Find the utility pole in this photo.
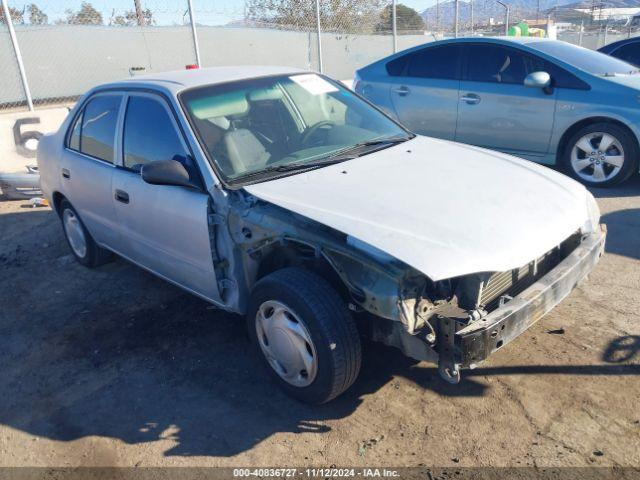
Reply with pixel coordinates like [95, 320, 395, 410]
[133, 0, 144, 26]
[470, 0, 474, 34]
[436, 0, 440, 35]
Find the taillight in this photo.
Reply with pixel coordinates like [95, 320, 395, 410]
[185, 64, 199, 70]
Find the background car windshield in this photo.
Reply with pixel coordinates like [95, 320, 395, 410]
[531, 41, 637, 75]
[182, 74, 407, 181]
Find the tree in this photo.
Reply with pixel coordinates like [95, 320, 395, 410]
[62, 2, 103, 25]
[28, 3, 48, 25]
[110, 8, 155, 26]
[246, 0, 385, 33]
[0, 6, 24, 24]
[375, 4, 424, 34]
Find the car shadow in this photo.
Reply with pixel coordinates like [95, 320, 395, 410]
[589, 174, 640, 198]
[0, 285, 638, 459]
[600, 208, 640, 260]
[0, 204, 638, 460]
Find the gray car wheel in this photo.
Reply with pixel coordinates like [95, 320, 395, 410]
[247, 268, 361, 404]
[563, 123, 637, 187]
[59, 199, 113, 268]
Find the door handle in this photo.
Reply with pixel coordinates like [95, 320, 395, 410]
[114, 189, 129, 204]
[61, 168, 70, 179]
[461, 93, 481, 105]
[393, 86, 410, 97]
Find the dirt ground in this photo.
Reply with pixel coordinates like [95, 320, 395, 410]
[0, 178, 638, 470]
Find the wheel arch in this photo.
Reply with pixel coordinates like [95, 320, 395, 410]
[556, 116, 640, 163]
[52, 191, 66, 217]
[255, 241, 352, 303]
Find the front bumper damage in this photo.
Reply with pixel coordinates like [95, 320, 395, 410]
[436, 225, 606, 383]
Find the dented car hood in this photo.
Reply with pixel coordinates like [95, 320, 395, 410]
[244, 136, 593, 281]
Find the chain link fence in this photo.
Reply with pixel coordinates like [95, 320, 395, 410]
[2, 0, 640, 111]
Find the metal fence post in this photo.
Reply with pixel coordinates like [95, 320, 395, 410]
[579, 19, 584, 45]
[187, 0, 202, 67]
[454, 0, 459, 37]
[315, 0, 323, 73]
[505, 6, 509, 36]
[392, 0, 397, 53]
[2, 0, 33, 111]
[496, 0, 508, 36]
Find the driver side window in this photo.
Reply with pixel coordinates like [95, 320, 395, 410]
[465, 44, 529, 84]
[123, 95, 193, 174]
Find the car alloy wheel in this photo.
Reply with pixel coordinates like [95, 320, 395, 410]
[62, 208, 88, 258]
[570, 132, 625, 184]
[255, 300, 318, 387]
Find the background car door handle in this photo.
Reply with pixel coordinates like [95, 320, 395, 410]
[61, 168, 70, 179]
[461, 93, 481, 105]
[393, 86, 410, 96]
[114, 189, 129, 204]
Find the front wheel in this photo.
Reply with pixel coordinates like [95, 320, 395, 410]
[247, 268, 361, 404]
[562, 123, 638, 187]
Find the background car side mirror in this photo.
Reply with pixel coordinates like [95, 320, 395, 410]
[524, 71, 552, 91]
[141, 159, 194, 188]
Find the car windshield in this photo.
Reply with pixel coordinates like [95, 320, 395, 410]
[530, 40, 638, 76]
[181, 73, 410, 183]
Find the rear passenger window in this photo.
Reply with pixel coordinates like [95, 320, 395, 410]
[385, 45, 460, 79]
[406, 45, 460, 79]
[69, 110, 83, 151]
[123, 95, 192, 173]
[386, 56, 409, 76]
[69, 95, 121, 163]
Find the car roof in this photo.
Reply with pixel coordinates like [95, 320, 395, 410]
[92, 65, 307, 95]
[357, 37, 567, 74]
[599, 36, 640, 53]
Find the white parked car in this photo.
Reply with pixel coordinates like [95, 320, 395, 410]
[37, 67, 606, 403]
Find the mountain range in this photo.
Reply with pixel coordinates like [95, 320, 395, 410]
[419, 0, 640, 26]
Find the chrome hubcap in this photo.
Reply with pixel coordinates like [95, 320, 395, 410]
[63, 209, 87, 258]
[571, 132, 624, 183]
[255, 300, 318, 387]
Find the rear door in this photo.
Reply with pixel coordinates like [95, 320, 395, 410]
[62, 93, 123, 249]
[455, 43, 557, 156]
[387, 44, 462, 140]
[111, 92, 220, 302]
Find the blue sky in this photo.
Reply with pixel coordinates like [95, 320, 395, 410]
[9, 0, 445, 26]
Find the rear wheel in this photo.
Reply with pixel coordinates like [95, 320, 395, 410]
[59, 199, 113, 267]
[247, 268, 361, 404]
[562, 122, 637, 187]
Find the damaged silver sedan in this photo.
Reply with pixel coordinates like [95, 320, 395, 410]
[37, 66, 606, 403]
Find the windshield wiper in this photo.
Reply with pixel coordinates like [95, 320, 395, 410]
[316, 135, 412, 162]
[233, 135, 412, 183]
[233, 157, 352, 181]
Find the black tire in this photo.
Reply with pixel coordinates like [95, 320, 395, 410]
[561, 122, 638, 187]
[247, 267, 361, 404]
[59, 199, 113, 268]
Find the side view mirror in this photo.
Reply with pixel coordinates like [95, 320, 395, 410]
[524, 71, 552, 90]
[141, 159, 193, 188]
